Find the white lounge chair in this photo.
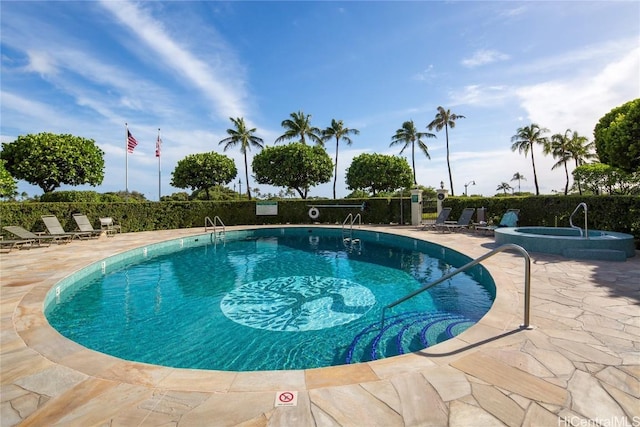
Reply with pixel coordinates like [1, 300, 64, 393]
[99, 217, 121, 237]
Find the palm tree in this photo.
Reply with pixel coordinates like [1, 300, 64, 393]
[322, 119, 359, 199]
[566, 131, 597, 195]
[545, 129, 573, 195]
[427, 106, 465, 196]
[390, 120, 436, 186]
[510, 123, 549, 195]
[496, 182, 512, 195]
[219, 117, 264, 200]
[275, 110, 323, 145]
[510, 172, 526, 193]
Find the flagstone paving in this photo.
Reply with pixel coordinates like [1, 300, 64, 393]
[1, 225, 638, 426]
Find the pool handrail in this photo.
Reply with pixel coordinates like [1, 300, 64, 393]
[382, 243, 533, 329]
[569, 202, 588, 239]
[342, 213, 361, 241]
[205, 216, 226, 241]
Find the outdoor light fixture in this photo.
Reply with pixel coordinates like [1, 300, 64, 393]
[464, 180, 476, 196]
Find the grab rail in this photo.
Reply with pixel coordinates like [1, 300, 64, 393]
[205, 216, 226, 239]
[569, 202, 588, 239]
[342, 213, 361, 238]
[382, 243, 532, 329]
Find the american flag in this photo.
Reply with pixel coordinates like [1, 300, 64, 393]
[127, 130, 138, 153]
[155, 134, 162, 158]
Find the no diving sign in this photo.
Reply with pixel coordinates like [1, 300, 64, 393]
[275, 391, 298, 407]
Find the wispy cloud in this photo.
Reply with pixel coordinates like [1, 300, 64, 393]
[449, 84, 512, 107]
[99, 1, 248, 120]
[412, 65, 435, 82]
[461, 49, 510, 68]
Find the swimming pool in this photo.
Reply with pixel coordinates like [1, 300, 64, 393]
[45, 227, 495, 371]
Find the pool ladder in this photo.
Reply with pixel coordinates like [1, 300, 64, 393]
[569, 202, 588, 239]
[342, 213, 362, 251]
[205, 216, 226, 243]
[381, 243, 533, 330]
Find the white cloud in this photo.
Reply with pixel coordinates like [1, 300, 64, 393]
[449, 84, 511, 107]
[24, 50, 58, 75]
[461, 49, 510, 68]
[516, 47, 640, 138]
[99, 0, 248, 120]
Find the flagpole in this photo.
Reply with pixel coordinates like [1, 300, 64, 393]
[157, 128, 162, 201]
[125, 123, 129, 193]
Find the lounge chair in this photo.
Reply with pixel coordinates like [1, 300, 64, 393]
[476, 209, 520, 235]
[421, 207, 452, 230]
[0, 236, 35, 252]
[435, 207, 476, 233]
[3, 226, 72, 245]
[41, 215, 93, 240]
[72, 214, 103, 238]
[99, 217, 121, 237]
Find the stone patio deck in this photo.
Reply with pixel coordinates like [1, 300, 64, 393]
[1, 225, 638, 426]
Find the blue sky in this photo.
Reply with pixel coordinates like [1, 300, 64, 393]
[1, 1, 638, 200]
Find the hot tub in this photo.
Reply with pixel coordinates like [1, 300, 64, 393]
[494, 227, 636, 261]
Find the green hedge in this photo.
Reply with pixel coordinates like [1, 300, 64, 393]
[0, 198, 412, 235]
[1, 195, 638, 248]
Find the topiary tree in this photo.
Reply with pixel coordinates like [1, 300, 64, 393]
[252, 143, 333, 199]
[594, 98, 640, 173]
[0, 132, 105, 193]
[345, 153, 413, 196]
[171, 152, 237, 200]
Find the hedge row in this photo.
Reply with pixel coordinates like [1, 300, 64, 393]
[0, 198, 410, 235]
[1, 195, 638, 248]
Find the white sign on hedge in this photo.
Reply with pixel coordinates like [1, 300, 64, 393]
[256, 201, 278, 215]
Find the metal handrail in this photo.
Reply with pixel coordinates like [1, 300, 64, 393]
[342, 213, 361, 241]
[383, 243, 532, 329]
[205, 216, 225, 237]
[569, 202, 588, 239]
[308, 202, 366, 210]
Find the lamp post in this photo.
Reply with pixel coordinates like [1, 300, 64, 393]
[238, 179, 242, 198]
[464, 180, 476, 196]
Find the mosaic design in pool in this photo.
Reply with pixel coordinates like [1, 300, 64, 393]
[220, 276, 376, 331]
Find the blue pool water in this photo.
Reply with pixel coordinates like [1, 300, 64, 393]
[45, 227, 495, 371]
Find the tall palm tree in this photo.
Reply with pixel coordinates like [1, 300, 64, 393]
[275, 110, 323, 145]
[510, 172, 526, 193]
[496, 182, 512, 195]
[566, 131, 597, 195]
[322, 119, 359, 199]
[427, 106, 465, 196]
[390, 120, 435, 186]
[546, 129, 574, 195]
[219, 117, 264, 200]
[510, 123, 549, 196]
